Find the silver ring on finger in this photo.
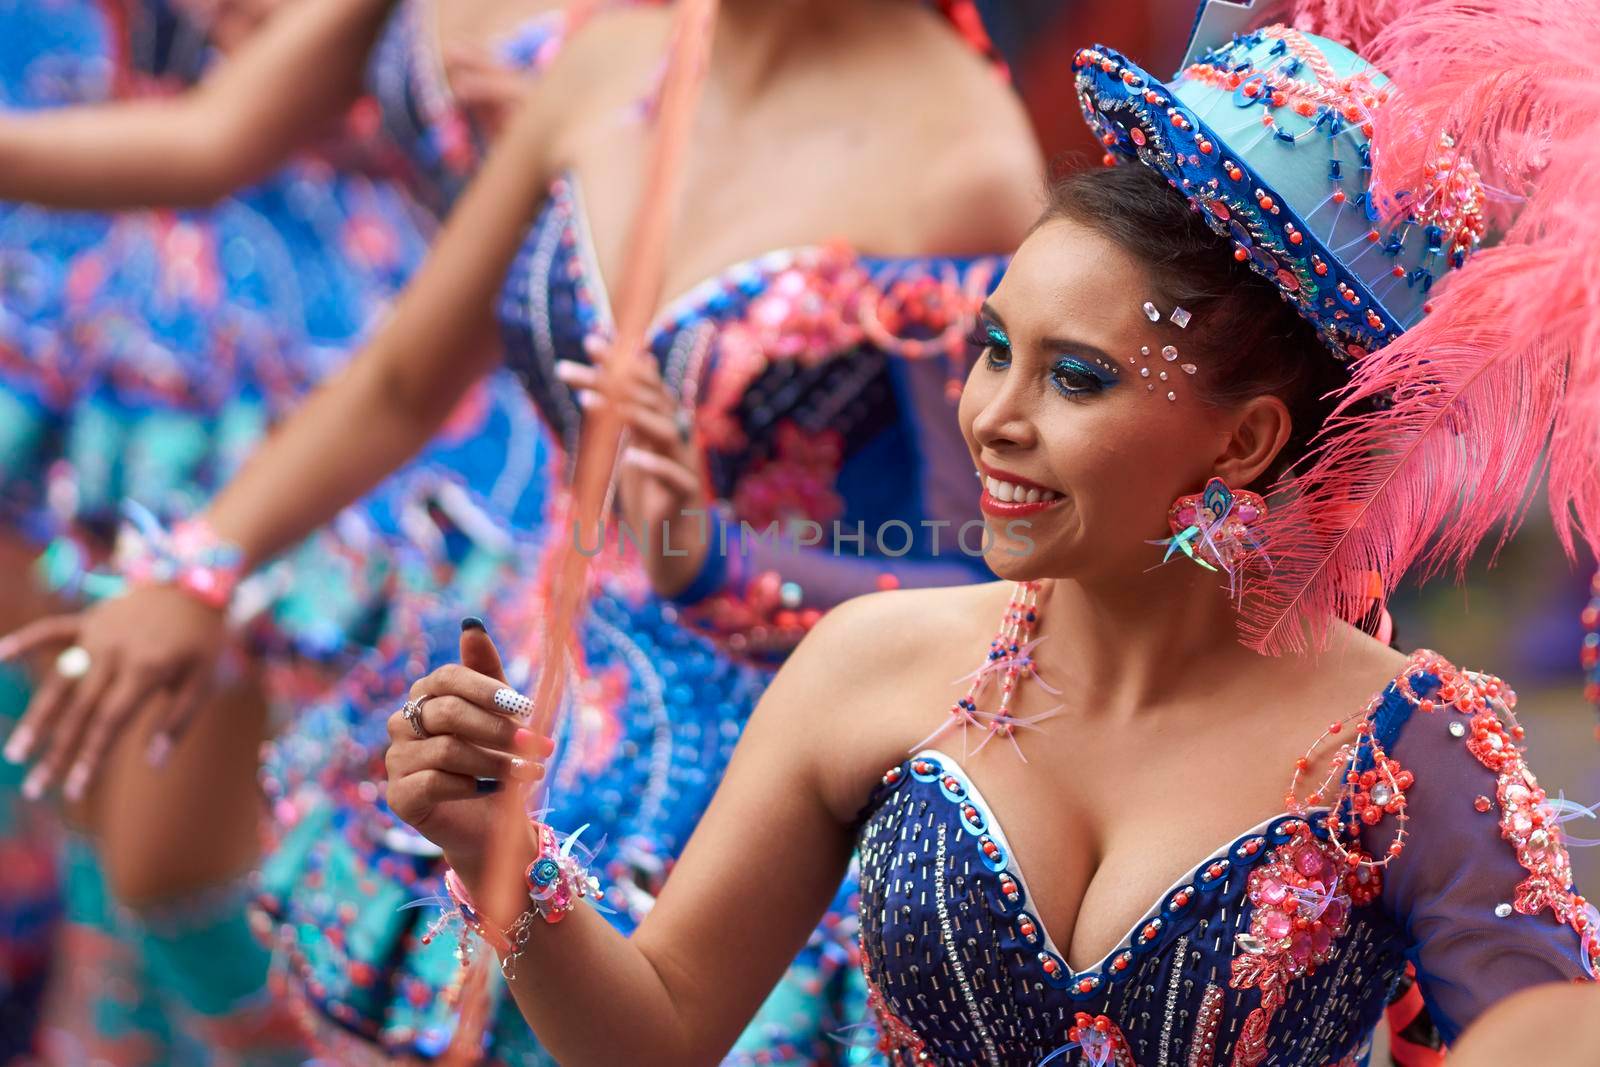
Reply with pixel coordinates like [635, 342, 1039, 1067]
[401, 695, 434, 740]
[55, 645, 92, 680]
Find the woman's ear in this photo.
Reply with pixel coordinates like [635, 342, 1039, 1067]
[1212, 393, 1292, 489]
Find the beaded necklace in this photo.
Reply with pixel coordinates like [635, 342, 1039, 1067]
[911, 581, 1062, 762]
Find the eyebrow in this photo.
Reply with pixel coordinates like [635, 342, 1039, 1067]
[978, 302, 1123, 369]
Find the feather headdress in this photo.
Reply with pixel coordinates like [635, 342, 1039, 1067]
[1240, 0, 1600, 653]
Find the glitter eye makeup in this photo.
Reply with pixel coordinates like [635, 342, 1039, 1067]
[971, 320, 1012, 369]
[1050, 355, 1120, 398]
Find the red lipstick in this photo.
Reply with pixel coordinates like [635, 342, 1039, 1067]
[977, 463, 1066, 518]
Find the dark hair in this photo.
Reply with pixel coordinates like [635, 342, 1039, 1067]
[1039, 163, 1346, 487]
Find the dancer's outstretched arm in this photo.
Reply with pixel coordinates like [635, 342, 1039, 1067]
[0, 0, 397, 208]
[387, 604, 885, 1064]
[0, 57, 575, 793]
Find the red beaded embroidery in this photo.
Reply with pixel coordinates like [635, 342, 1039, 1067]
[1438, 660, 1598, 971]
[1229, 827, 1378, 1066]
[864, 971, 938, 1066]
[1042, 1013, 1136, 1067]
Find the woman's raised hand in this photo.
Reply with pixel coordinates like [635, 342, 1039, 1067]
[0, 585, 230, 802]
[555, 356, 713, 598]
[384, 621, 554, 883]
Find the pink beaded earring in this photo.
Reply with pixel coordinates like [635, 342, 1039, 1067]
[1150, 477, 1270, 596]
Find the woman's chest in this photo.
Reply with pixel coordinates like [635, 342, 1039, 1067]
[856, 756, 1407, 1066]
[492, 175, 993, 484]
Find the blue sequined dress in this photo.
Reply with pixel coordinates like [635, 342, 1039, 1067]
[855, 650, 1598, 1066]
[260, 168, 1006, 1062]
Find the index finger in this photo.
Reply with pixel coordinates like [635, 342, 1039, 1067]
[0, 615, 81, 663]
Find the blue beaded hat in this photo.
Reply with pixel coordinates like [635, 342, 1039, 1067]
[1072, 0, 1485, 361]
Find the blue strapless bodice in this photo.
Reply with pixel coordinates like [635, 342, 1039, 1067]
[496, 172, 1004, 557]
[854, 659, 1599, 1066]
[856, 753, 1400, 1066]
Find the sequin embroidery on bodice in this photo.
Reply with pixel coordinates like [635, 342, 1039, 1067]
[496, 171, 1000, 516]
[854, 640, 1600, 1066]
[856, 750, 1402, 1067]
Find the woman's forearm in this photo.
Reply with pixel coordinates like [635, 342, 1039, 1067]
[204, 319, 499, 570]
[0, 0, 397, 208]
[201, 47, 567, 567]
[498, 905, 703, 1065]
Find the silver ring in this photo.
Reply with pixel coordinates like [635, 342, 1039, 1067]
[55, 645, 91, 680]
[401, 696, 432, 740]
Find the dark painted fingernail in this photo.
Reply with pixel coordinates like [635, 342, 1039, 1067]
[460, 617, 486, 633]
[474, 777, 502, 794]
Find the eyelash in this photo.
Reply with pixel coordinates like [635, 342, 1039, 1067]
[969, 324, 1011, 370]
[969, 325, 1115, 399]
[1049, 357, 1113, 398]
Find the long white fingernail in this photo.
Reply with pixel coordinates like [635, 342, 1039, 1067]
[4, 727, 33, 764]
[63, 762, 91, 802]
[146, 734, 172, 768]
[575, 389, 599, 408]
[0, 636, 19, 661]
[493, 688, 533, 717]
[553, 360, 587, 382]
[21, 766, 48, 800]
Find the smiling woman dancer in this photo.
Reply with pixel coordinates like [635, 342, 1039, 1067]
[388, 0, 1600, 1062]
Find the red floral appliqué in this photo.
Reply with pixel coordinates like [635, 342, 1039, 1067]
[730, 421, 845, 529]
[1228, 825, 1380, 1066]
[1435, 661, 1600, 975]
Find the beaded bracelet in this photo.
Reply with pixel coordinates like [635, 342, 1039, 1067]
[114, 501, 246, 612]
[435, 820, 605, 977]
[524, 821, 605, 923]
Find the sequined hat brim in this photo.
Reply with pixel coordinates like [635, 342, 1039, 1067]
[1073, 44, 1407, 362]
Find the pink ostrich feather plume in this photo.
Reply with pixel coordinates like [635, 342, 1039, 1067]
[1240, 0, 1600, 655]
[1273, 0, 1410, 52]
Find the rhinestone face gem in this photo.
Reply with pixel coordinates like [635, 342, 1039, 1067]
[1170, 306, 1192, 328]
[1142, 301, 1161, 321]
[1162, 345, 1179, 361]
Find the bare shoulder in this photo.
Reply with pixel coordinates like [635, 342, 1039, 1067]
[864, 8, 1045, 253]
[1283, 619, 1413, 718]
[922, 13, 1044, 232]
[779, 581, 1001, 689]
[761, 581, 1008, 820]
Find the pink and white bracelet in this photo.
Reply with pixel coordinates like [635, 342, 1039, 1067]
[433, 820, 606, 978]
[115, 501, 246, 612]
